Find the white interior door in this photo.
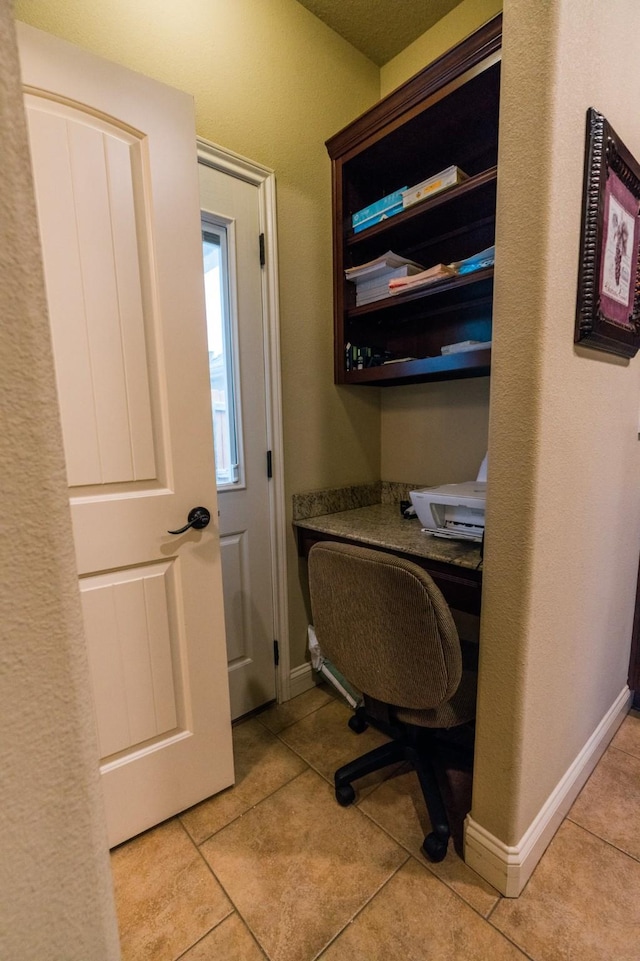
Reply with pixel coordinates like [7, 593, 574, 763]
[199, 160, 277, 719]
[18, 23, 234, 847]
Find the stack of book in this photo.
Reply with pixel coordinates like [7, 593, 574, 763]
[401, 165, 468, 209]
[345, 251, 424, 306]
[388, 245, 496, 297]
[389, 263, 456, 294]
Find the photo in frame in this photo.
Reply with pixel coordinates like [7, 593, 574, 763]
[575, 108, 640, 358]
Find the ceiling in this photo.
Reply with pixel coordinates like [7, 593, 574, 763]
[295, 0, 464, 66]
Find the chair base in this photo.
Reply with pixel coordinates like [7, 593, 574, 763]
[422, 831, 448, 862]
[348, 712, 368, 734]
[334, 722, 471, 863]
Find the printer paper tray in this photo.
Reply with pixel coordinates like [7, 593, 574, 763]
[421, 526, 483, 543]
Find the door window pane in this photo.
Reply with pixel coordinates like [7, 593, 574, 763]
[202, 224, 239, 486]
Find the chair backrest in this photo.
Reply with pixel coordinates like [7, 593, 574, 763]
[308, 541, 462, 711]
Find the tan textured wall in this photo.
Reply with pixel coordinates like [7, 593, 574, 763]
[0, 5, 120, 956]
[13, 0, 382, 669]
[380, 378, 490, 486]
[378, 0, 502, 487]
[380, 0, 503, 97]
[473, 0, 640, 844]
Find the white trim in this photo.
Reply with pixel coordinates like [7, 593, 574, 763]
[289, 662, 317, 700]
[464, 685, 632, 897]
[196, 138, 290, 704]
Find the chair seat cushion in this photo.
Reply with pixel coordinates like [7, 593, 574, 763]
[393, 669, 477, 729]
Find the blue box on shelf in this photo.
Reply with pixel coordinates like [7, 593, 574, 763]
[351, 188, 407, 234]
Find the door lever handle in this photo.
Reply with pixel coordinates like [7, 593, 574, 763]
[167, 506, 211, 535]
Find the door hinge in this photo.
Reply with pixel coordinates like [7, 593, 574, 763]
[266, 449, 273, 478]
[273, 639, 279, 666]
[259, 232, 266, 267]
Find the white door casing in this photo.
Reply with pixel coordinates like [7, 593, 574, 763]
[18, 23, 234, 847]
[198, 143, 289, 717]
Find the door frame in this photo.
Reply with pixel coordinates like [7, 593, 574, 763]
[197, 138, 290, 704]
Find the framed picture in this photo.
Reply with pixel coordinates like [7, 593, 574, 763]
[575, 108, 640, 358]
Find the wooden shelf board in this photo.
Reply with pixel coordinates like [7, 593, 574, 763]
[346, 167, 498, 249]
[347, 267, 494, 319]
[341, 348, 491, 386]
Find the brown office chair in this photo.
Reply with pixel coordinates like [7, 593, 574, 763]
[308, 540, 477, 862]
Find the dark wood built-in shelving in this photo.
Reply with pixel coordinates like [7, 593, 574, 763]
[326, 15, 502, 387]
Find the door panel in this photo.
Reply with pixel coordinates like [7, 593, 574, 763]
[19, 23, 234, 847]
[200, 163, 277, 718]
[220, 532, 248, 664]
[81, 563, 179, 757]
[26, 98, 157, 487]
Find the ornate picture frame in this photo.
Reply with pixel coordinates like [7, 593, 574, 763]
[575, 108, 640, 358]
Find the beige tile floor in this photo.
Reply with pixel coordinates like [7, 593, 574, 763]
[111, 690, 640, 961]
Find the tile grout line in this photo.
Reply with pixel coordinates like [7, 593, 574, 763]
[271, 704, 393, 786]
[313, 855, 411, 960]
[482, 921, 538, 961]
[177, 719, 409, 961]
[170, 818, 235, 959]
[122, 698, 640, 961]
[198, 692, 509, 956]
[172, 915, 269, 961]
[480, 876, 541, 961]
[254, 701, 335, 736]
[183, 761, 422, 961]
[252, 686, 338, 736]
[270, 704, 507, 928]
[479, 813, 640, 961]
[452, 862, 538, 961]
[183, 761, 406, 961]
[564, 814, 640, 864]
[179, 694, 357, 849]
[350, 776, 507, 926]
[175, 817, 271, 960]
[607, 742, 640, 763]
[179, 764, 313, 846]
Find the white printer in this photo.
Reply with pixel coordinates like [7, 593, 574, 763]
[409, 454, 487, 543]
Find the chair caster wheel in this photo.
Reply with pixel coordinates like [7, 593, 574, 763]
[348, 714, 368, 733]
[422, 832, 448, 863]
[335, 783, 356, 807]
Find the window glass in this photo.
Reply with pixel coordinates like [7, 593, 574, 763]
[202, 225, 239, 486]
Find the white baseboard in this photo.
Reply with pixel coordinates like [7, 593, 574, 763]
[464, 685, 632, 897]
[288, 662, 317, 700]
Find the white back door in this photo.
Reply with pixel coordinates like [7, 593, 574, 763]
[18, 23, 234, 847]
[199, 158, 277, 718]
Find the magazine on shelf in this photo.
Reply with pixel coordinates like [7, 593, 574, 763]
[450, 245, 495, 275]
[345, 251, 423, 283]
[388, 263, 456, 294]
[354, 263, 420, 291]
[351, 188, 407, 233]
[401, 165, 468, 209]
[441, 340, 492, 355]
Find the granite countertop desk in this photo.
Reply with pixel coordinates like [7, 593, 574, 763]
[294, 494, 483, 615]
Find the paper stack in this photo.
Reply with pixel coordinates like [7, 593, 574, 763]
[441, 340, 492, 355]
[388, 263, 456, 294]
[345, 251, 424, 306]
